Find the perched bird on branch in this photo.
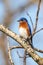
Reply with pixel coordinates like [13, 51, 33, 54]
[18, 18, 33, 47]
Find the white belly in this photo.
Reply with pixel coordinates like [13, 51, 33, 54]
[19, 27, 28, 39]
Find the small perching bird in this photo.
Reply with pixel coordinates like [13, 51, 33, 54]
[18, 18, 33, 47]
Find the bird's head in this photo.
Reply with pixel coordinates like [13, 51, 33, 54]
[18, 18, 28, 23]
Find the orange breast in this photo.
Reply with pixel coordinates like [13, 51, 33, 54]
[19, 21, 31, 36]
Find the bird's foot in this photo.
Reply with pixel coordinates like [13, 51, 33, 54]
[22, 38, 27, 42]
[20, 36, 27, 42]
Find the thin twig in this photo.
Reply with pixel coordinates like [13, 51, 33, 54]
[10, 46, 43, 53]
[23, 50, 26, 65]
[10, 46, 23, 50]
[17, 51, 24, 58]
[34, 48, 43, 53]
[33, 0, 41, 32]
[32, 28, 43, 36]
[27, 12, 34, 29]
[17, 50, 26, 65]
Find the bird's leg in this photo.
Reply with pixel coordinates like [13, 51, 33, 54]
[22, 38, 27, 42]
[20, 36, 27, 42]
[20, 36, 23, 39]
[26, 38, 33, 48]
[20, 36, 33, 48]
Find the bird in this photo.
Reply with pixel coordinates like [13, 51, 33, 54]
[18, 17, 33, 47]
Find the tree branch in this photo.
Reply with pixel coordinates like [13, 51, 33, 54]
[34, 47, 43, 53]
[10, 46, 43, 53]
[33, 0, 41, 32]
[23, 50, 26, 65]
[0, 25, 43, 65]
[8, 42, 14, 65]
[33, 28, 43, 36]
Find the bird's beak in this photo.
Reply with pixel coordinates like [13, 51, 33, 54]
[17, 20, 20, 22]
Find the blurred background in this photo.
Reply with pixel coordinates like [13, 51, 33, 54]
[0, 0, 43, 65]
